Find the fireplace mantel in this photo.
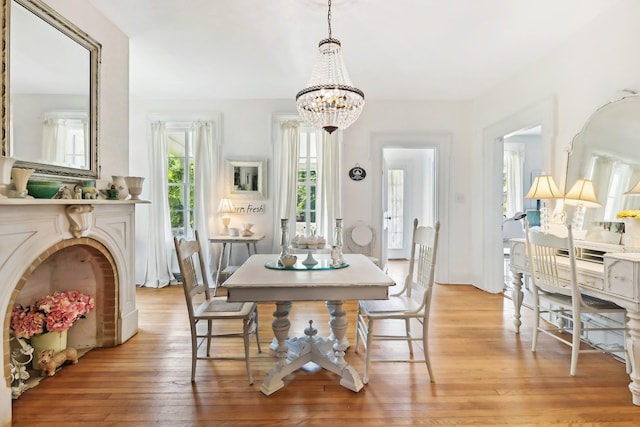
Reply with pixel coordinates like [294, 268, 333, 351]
[0, 200, 147, 424]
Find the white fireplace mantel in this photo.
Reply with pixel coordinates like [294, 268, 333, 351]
[0, 199, 147, 424]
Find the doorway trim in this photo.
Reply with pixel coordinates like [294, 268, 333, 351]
[372, 132, 451, 284]
[480, 96, 556, 293]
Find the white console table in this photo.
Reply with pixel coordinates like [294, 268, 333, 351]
[509, 237, 640, 406]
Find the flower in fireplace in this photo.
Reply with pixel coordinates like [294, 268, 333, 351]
[10, 291, 95, 339]
[616, 210, 640, 219]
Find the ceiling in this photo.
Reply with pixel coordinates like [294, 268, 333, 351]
[87, 0, 621, 101]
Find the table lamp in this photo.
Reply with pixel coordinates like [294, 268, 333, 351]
[218, 198, 235, 234]
[564, 178, 601, 230]
[625, 178, 640, 195]
[525, 173, 563, 233]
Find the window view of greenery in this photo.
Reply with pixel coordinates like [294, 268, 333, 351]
[297, 128, 318, 235]
[167, 129, 194, 238]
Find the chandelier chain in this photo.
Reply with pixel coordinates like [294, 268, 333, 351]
[327, 0, 332, 39]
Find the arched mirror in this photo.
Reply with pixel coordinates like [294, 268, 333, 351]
[1, 0, 101, 179]
[566, 94, 640, 228]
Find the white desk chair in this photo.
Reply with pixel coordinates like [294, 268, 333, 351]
[355, 218, 440, 384]
[526, 223, 627, 376]
[173, 231, 261, 384]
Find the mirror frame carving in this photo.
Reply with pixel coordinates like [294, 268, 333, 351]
[1, 0, 101, 179]
[226, 159, 266, 199]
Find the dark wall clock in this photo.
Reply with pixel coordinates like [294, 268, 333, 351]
[349, 165, 366, 181]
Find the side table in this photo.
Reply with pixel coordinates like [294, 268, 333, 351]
[209, 234, 265, 286]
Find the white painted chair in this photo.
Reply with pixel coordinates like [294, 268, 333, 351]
[345, 221, 381, 267]
[355, 218, 440, 384]
[173, 230, 261, 384]
[526, 223, 627, 376]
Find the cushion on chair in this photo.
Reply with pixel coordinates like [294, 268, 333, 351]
[361, 295, 422, 314]
[195, 298, 255, 317]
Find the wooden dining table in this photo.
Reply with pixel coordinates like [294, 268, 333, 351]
[222, 253, 394, 395]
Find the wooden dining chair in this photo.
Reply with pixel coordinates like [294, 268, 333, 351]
[355, 218, 440, 384]
[525, 223, 627, 375]
[173, 231, 261, 384]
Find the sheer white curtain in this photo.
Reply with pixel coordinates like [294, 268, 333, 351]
[144, 121, 174, 288]
[272, 120, 300, 251]
[42, 118, 67, 164]
[192, 121, 218, 283]
[504, 147, 524, 217]
[317, 131, 342, 243]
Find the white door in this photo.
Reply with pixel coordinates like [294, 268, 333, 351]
[383, 148, 436, 260]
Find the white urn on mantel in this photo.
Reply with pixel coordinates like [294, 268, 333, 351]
[0, 156, 16, 197]
[124, 176, 145, 200]
[11, 167, 35, 198]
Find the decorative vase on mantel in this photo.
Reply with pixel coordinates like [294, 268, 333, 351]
[29, 330, 68, 371]
[623, 218, 640, 252]
[111, 175, 129, 200]
[11, 168, 35, 198]
[0, 156, 16, 198]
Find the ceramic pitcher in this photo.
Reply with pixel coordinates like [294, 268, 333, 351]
[111, 175, 129, 200]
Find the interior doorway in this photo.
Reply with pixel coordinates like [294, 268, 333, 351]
[383, 147, 436, 260]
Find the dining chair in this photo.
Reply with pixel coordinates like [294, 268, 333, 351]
[355, 218, 440, 384]
[525, 223, 627, 376]
[345, 221, 381, 268]
[173, 231, 261, 384]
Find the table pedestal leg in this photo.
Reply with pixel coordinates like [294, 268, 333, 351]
[511, 270, 524, 334]
[626, 309, 640, 406]
[259, 300, 364, 395]
[269, 302, 291, 351]
[326, 301, 349, 348]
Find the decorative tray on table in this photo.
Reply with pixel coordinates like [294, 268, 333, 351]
[265, 259, 349, 271]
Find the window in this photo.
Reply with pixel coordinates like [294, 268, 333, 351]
[296, 126, 318, 235]
[387, 168, 405, 249]
[167, 125, 194, 238]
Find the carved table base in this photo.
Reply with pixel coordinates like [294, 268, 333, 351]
[260, 300, 363, 395]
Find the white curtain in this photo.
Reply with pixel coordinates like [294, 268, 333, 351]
[504, 147, 524, 217]
[317, 131, 342, 244]
[42, 118, 67, 164]
[143, 121, 174, 288]
[272, 121, 300, 251]
[192, 121, 218, 284]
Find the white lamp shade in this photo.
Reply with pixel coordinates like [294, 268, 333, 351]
[217, 198, 235, 214]
[625, 178, 640, 195]
[525, 174, 563, 199]
[564, 178, 601, 208]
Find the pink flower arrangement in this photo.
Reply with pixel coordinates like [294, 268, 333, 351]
[10, 291, 95, 339]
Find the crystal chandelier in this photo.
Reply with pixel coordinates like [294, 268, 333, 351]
[295, 0, 365, 134]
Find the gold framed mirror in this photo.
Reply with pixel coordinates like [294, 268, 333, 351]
[1, 0, 101, 179]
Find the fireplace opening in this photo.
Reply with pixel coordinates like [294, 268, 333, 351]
[4, 238, 119, 390]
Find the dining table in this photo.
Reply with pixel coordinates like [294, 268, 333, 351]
[222, 253, 394, 395]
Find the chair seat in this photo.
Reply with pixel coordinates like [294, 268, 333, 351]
[195, 297, 256, 318]
[539, 290, 624, 312]
[360, 295, 422, 316]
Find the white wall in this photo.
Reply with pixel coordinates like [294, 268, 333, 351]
[130, 98, 473, 284]
[471, 0, 640, 289]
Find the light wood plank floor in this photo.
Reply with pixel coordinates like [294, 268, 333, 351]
[11, 261, 640, 426]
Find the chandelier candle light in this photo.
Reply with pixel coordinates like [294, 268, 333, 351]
[295, 0, 365, 134]
[525, 173, 564, 233]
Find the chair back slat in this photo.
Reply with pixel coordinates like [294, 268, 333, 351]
[525, 223, 582, 305]
[174, 236, 211, 317]
[406, 219, 440, 311]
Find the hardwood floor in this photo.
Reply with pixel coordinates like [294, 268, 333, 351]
[11, 261, 640, 426]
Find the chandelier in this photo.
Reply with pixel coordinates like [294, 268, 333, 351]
[295, 0, 365, 134]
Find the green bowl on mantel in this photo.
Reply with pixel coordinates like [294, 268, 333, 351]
[26, 180, 62, 199]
